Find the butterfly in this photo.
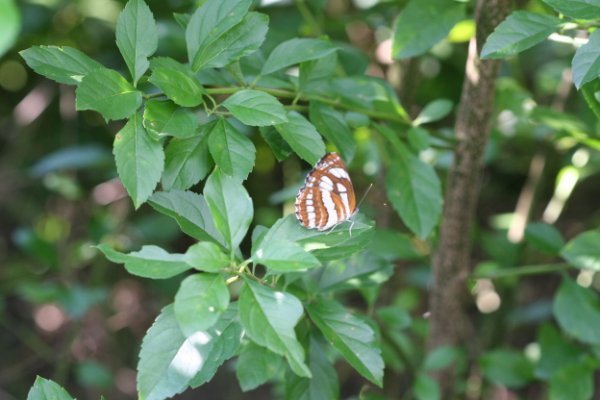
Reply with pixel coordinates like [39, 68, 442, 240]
[295, 152, 357, 231]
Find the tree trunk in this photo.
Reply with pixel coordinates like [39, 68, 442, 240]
[426, 0, 512, 397]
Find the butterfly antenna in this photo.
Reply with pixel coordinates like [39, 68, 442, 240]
[356, 183, 374, 211]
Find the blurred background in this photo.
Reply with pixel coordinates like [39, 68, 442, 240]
[1, 0, 599, 399]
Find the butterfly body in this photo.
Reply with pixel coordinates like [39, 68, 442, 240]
[295, 152, 357, 231]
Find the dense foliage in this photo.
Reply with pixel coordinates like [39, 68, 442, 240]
[1, 0, 599, 399]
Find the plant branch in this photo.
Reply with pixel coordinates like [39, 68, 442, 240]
[426, 0, 512, 397]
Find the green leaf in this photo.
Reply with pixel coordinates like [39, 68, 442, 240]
[204, 169, 253, 250]
[184, 241, 230, 272]
[275, 111, 326, 165]
[549, 363, 594, 400]
[143, 99, 199, 140]
[260, 126, 293, 161]
[253, 238, 321, 272]
[262, 214, 374, 262]
[162, 123, 213, 191]
[573, 30, 600, 89]
[148, 190, 224, 245]
[137, 304, 242, 399]
[27, 377, 74, 400]
[222, 90, 288, 126]
[413, 99, 453, 126]
[413, 373, 440, 400]
[385, 147, 442, 238]
[113, 112, 164, 208]
[479, 349, 534, 388]
[208, 119, 255, 181]
[285, 336, 339, 400]
[299, 52, 338, 92]
[116, 0, 157, 85]
[306, 298, 384, 386]
[262, 38, 337, 75]
[76, 69, 142, 120]
[525, 222, 565, 255]
[309, 102, 356, 162]
[0, 0, 20, 58]
[535, 324, 583, 380]
[407, 127, 432, 152]
[20, 46, 103, 85]
[186, 0, 251, 71]
[239, 279, 311, 378]
[236, 342, 285, 392]
[309, 252, 393, 292]
[481, 11, 560, 59]
[423, 346, 457, 371]
[97, 244, 190, 279]
[561, 230, 600, 271]
[542, 0, 600, 20]
[173, 12, 190, 29]
[553, 278, 600, 345]
[392, 0, 464, 59]
[148, 57, 204, 107]
[174, 273, 230, 335]
[191, 11, 268, 71]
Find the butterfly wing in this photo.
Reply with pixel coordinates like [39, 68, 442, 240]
[295, 152, 356, 231]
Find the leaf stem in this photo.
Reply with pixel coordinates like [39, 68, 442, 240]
[470, 263, 571, 280]
[205, 86, 412, 125]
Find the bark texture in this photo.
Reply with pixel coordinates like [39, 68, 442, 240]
[426, 0, 512, 397]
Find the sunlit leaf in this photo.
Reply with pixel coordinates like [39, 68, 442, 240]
[137, 304, 242, 399]
[542, 0, 600, 19]
[0, 0, 20, 58]
[148, 57, 204, 107]
[174, 273, 230, 335]
[553, 278, 600, 345]
[148, 190, 224, 245]
[184, 241, 230, 272]
[192, 12, 268, 71]
[27, 377, 74, 400]
[143, 99, 198, 140]
[97, 244, 190, 279]
[253, 238, 321, 272]
[573, 30, 600, 89]
[203, 169, 253, 250]
[413, 99, 453, 126]
[239, 279, 311, 378]
[392, 0, 464, 59]
[113, 113, 164, 208]
[385, 146, 442, 238]
[76, 69, 142, 120]
[309, 102, 356, 162]
[275, 111, 326, 165]
[481, 11, 560, 59]
[116, 0, 158, 85]
[20, 46, 103, 85]
[262, 38, 337, 75]
[223, 90, 288, 126]
[561, 230, 600, 270]
[186, 0, 251, 71]
[307, 298, 383, 386]
[262, 214, 374, 262]
[208, 119, 255, 181]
